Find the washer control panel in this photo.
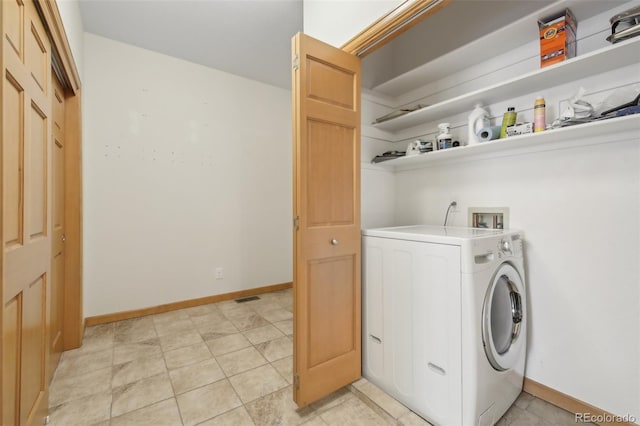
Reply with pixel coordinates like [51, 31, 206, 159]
[498, 234, 523, 257]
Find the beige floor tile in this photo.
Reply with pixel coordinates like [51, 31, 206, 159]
[496, 414, 510, 426]
[248, 300, 282, 314]
[176, 379, 242, 426]
[151, 309, 189, 326]
[114, 317, 158, 344]
[206, 333, 252, 356]
[255, 336, 292, 362]
[198, 406, 255, 426]
[223, 304, 263, 319]
[159, 329, 204, 352]
[271, 356, 293, 384]
[319, 396, 388, 426]
[169, 358, 225, 395]
[190, 310, 228, 327]
[112, 353, 167, 388]
[49, 366, 112, 406]
[66, 326, 114, 357]
[398, 411, 433, 426]
[55, 347, 113, 379]
[273, 319, 293, 336]
[113, 338, 162, 365]
[183, 303, 217, 317]
[245, 385, 315, 425]
[217, 300, 250, 313]
[217, 346, 268, 376]
[525, 398, 577, 425]
[48, 390, 112, 426]
[229, 313, 271, 332]
[502, 405, 549, 426]
[228, 364, 289, 404]
[154, 317, 196, 337]
[49, 289, 568, 426]
[111, 398, 182, 426]
[515, 392, 535, 410]
[197, 319, 240, 341]
[84, 323, 115, 338]
[260, 308, 293, 323]
[351, 377, 368, 388]
[351, 379, 409, 419]
[111, 372, 175, 417]
[300, 416, 328, 426]
[164, 341, 212, 370]
[310, 387, 355, 414]
[243, 325, 284, 345]
[115, 316, 154, 331]
[498, 405, 524, 425]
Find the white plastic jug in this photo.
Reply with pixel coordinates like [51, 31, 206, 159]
[468, 104, 490, 145]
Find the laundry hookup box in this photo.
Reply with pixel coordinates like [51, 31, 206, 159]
[538, 8, 577, 68]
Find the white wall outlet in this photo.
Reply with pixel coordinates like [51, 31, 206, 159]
[215, 267, 224, 280]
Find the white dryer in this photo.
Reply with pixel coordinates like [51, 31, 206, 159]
[362, 225, 526, 426]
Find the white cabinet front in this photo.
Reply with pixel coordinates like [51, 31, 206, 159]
[363, 236, 462, 425]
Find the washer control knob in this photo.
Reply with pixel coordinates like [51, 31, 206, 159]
[500, 239, 511, 252]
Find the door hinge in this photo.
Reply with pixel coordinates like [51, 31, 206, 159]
[293, 215, 300, 230]
[292, 54, 299, 70]
[293, 374, 300, 390]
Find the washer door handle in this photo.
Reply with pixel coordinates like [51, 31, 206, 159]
[509, 284, 523, 342]
[510, 289, 522, 324]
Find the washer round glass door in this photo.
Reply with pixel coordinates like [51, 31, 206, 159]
[482, 263, 526, 371]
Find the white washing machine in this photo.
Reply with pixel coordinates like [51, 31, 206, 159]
[362, 225, 526, 426]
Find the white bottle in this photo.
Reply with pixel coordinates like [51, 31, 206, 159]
[468, 104, 490, 145]
[437, 123, 452, 150]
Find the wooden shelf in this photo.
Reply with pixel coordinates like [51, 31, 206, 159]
[374, 115, 640, 171]
[372, 37, 640, 134]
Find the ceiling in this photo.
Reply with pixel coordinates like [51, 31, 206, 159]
[79, 0, 303, 89]
[79, 0, 625, 92]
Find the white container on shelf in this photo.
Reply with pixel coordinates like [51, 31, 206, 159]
[468, 104, 491, 145]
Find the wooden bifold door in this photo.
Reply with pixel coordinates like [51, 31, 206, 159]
[291, 33, 362, 407]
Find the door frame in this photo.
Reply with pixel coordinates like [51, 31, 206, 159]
[37, 0, 84, 351]
[341, 0, 452, 57]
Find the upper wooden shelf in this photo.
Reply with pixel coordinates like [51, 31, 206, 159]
[372, 36, 640, 134]
[373, 114, 640, 171]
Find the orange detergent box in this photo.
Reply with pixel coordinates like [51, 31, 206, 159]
[538, 8, 577, 68]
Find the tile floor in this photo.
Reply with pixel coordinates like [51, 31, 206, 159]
[48, 288, 584, 425]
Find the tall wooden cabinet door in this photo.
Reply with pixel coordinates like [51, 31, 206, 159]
[2, 0, 53, 424]
[49, 71, 66, 381]
[291, 33, 361, 407]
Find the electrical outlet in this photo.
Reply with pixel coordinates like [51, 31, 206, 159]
[215, 267, 224, 280]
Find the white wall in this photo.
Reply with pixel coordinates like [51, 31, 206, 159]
[56, 0, 84, 80]
[303, 0, 403, 48]
[359, 2, 640, 419]
[82, 33, 292, 317]
[394, 138, 640, 419]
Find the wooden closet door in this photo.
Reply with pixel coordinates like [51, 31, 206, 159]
[3, 0, 53, 424]
[50, 70, 66, 380]
[291, 33, 362, 407]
